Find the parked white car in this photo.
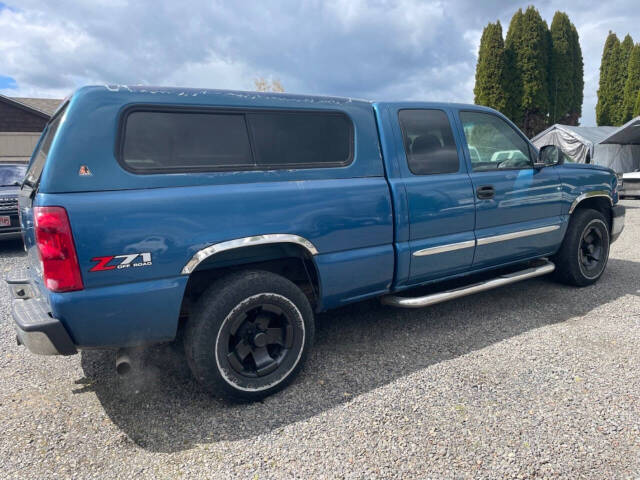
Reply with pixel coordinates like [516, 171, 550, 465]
[621, 170, 640, 198]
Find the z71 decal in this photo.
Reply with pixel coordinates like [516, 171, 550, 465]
[90, 252, 152, 272]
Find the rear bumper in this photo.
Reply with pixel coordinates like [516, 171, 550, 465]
[621, 186, 640, 197]
[0, 229, 22, 240]
[611, 205, 625, 243]
[620, 176, 640, 196]
[0, 210, 22, 240]
[6, 270, 76, 356]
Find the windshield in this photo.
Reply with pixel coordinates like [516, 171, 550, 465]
[0, 165, 27, 186]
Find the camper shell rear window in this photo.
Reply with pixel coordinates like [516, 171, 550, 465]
[118, 107, 354, 173]
[23, 102, 68, 188]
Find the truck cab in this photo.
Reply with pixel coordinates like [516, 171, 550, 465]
[8, 86, 625, 401]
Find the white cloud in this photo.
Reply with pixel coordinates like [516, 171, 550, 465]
[0, 0, 638, 127]
[163, 54, 255, 91]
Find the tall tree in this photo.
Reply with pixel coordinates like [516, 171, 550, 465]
[605, 41, 625, 124]
[503, 9, 524, 125]
[621, 43, 640, 123]
[596, 32, 620, 125]
[549, 12, 574, 124]
[568, 23, 584, 124]
[635, 90, 640, 117]
[474, 21, 507, 113]
[613, 34, 635, 124]
[505, 6, 551, 136]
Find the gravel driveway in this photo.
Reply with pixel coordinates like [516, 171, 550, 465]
[1, 201, 639, 479]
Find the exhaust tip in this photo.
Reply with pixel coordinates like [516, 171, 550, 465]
[116, 360, 132, 376]
[115, 348, 133, 376]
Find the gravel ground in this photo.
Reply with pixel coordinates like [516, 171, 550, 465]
[1, 201, 639, 479]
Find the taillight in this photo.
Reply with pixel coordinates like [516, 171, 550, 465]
[33, 206, 84, 292]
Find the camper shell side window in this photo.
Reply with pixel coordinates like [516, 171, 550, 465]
[118, 106, 355, 174]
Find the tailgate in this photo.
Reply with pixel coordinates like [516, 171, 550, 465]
[19, 188, 42, 284]
[20, 103, 68, 288]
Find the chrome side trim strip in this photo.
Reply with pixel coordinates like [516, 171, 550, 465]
[476, 225, 560, 246]
[413, 240, 475, 257]
[181, 234, 319, 275]
[413, 225, 560, 256]
[568, 191, 612, 214]
[381, 260, 555, 308]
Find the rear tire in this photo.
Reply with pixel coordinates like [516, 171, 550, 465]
[552, 209, 610, 287]
[184, 270, 314, 401]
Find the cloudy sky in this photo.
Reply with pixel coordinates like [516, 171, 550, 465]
[0, 1, 637, 126]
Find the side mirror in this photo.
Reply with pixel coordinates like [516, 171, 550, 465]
[535, 145, 561, 168]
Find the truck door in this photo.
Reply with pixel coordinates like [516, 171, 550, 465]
[395, 108, 476, 286]
[456, 110, 563, 268]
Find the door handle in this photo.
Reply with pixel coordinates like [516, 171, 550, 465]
[477, 185, 495, 199]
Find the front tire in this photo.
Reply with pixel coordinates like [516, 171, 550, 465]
[184, 270, 314, 401]
[552, 209, 610, 286]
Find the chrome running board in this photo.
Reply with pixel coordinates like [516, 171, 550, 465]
[381, 260, 555, 309]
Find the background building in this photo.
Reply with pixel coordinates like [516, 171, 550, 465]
[0, 95, 62, 163]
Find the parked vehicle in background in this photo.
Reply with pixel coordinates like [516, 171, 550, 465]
[0, 163, 26, 240]
[7, 86, 625, 401]
[488, 149, 530, 166]
[620, 170, 640, 199]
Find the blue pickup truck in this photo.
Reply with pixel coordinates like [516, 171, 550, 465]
[9, 86, 625, 400]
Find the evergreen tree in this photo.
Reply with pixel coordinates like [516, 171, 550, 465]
[505, 6, 551, 136]
[543, 20, 553, 122]
[596, 32, 620, 125]
[568, 23, 584, 125]
[503, 10, 524, 125]
[613, 34, 635, 124]
[635, 90, 640, 117]
[621, 43, 640, 123]
[474, 9, 583, 129]
[604, 41, 623, 124]
[474, 21, 507, 113]
[549, 12, 574, 124]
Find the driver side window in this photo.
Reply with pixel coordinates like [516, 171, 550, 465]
[459, 111, 532, 171]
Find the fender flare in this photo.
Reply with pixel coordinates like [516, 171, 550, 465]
[181, 234, 319, 275]
[568, 190, 612, 215]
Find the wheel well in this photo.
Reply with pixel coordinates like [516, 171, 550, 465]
[571, 197, 612, 229]
[178, 244, 320, 332]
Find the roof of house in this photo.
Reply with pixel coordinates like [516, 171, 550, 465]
[9, 97, 63, 116]
[0, 94, 63, 118]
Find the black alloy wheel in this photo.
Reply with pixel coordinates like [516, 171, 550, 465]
[552, 209, 610, 287]
[184, 270, 314, 401]
[578, 223, 605, 277]
[223, 303, 294, 378]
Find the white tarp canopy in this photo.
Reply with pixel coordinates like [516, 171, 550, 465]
[531, 117, 640, 173]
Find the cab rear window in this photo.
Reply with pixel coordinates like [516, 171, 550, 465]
[120, 108, 353, 173]
[398, 109, 460, 175]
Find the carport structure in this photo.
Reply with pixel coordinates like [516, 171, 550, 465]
[532, 116, 640, 173]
